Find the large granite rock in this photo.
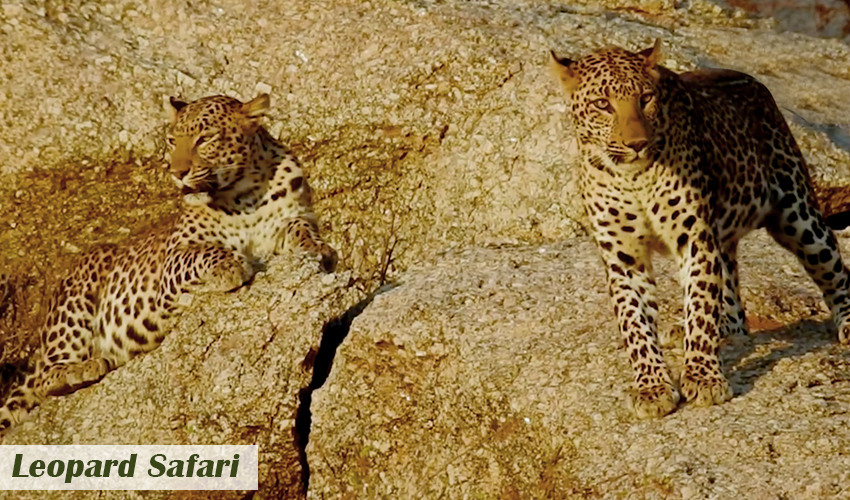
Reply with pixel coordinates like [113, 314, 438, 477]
[3, 0, 850, 499]
[307, 230, 850, 499]
[2, 0, 850, 278]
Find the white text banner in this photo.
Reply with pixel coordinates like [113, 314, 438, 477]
[0, 445, 258, 490]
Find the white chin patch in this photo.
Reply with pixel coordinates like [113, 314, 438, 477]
[183, 192, 212, 206]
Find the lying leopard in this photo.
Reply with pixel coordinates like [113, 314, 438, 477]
[0, 93, 337, 437]
[551, 40, 850, 418]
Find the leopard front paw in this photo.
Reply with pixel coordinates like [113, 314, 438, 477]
[679, 365, 732, 407]
[626, 383, 680, 419]
[205, 254, 253, 292]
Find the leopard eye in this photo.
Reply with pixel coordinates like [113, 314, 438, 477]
[195, 130, 220, 148]
[592, 98, 610, 111]
[640, 92, 655, 106]
[195, 135, 216, 148]
[166, 136, 175, 147]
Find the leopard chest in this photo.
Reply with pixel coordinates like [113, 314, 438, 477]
[215, 211, 282, 263]
[178, 203, 282, 264]
[581, 158, 695, 255]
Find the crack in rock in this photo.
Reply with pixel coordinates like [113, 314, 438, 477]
[293, 283, 398, 494]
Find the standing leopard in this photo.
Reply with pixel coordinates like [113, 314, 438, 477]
[0, 93, 337, 437]
[550, 40, 850, 418]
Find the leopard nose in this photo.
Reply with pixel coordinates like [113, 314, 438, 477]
[171, 161, 191, 180]
[626, 139, 648, 153]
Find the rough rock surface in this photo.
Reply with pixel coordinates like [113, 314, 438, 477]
[308, 230, 850, 500]
[3, 0, 850, 499]
[3, 0, 850, 279]
[718, 0, 850, 39]
[2, 256, 363, 500]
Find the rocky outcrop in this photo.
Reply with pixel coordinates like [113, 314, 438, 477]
[3, 0, 850, 499]
[307, 231, 850, 499]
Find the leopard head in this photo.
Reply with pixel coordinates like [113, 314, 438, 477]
[551, 40, 663, 167]
[166, 93, 270, 195]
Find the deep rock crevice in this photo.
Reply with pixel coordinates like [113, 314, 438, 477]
[293, 283, 398, 494]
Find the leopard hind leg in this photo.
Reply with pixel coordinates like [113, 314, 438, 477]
[38, 358, 113, 397]
[1, 246, 114, 437]
[767, 185, 850, 343]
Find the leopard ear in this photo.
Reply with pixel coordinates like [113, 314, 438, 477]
[550, 50, 579, 93]
[639, 38, 662, 69]
[243, 93, 270, 118]
[167, 96, 188, 125]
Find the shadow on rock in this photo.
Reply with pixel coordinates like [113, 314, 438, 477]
[722, 317, 844, 397]
[785, 107, 850, 154]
